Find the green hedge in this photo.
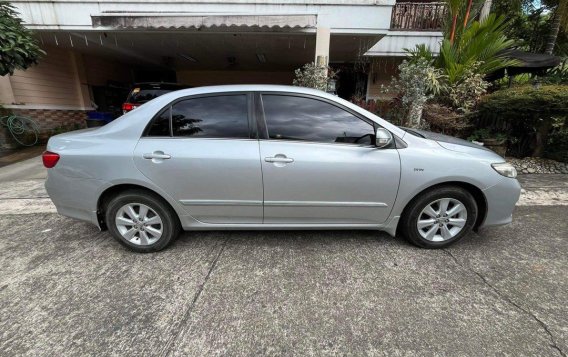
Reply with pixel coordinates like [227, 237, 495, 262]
[475, 85, 568, 160]
[477, 85, 568, 119]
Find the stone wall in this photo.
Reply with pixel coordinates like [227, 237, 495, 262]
[0, 108, 87, 150]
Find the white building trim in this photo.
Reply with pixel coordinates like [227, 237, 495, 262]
[12, 0, 395, 34]
[365, 31, 443, 57]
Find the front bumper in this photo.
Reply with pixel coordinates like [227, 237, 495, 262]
[480, 177, 522, 228]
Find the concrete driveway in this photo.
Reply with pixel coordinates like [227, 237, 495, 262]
[0, 157, 567, 356]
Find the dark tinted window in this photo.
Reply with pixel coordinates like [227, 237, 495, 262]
[262, 95, 375, 145]
[147, 108, 171, 136]
[172, 95, 249, 138]
[127, 89, 174, 104]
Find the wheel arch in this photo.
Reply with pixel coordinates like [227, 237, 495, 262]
[96, 183, 182, 230]
[398, 181, 487, 234]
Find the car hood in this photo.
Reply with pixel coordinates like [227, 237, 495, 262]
[407, 128, 494, 153]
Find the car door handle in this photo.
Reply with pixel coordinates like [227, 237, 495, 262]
[143, 152, 171, 160]
[265, 156, 294, 163]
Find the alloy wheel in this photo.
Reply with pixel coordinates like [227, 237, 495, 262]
[115, 203, 163, 246]
[416, 198, 468, 242]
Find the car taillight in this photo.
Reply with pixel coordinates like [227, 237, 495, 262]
[122, 103, 134, 112]
[42, 151, 60, 168]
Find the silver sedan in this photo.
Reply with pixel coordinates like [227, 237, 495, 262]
[44, 85, 521, 252]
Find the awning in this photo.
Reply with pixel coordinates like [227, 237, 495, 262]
[488, 50, 562, 80]
[92, 13, 317, 30]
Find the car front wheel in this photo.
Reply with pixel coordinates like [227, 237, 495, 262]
[105, 190, 180, 252]
[400, 186, 478, 248]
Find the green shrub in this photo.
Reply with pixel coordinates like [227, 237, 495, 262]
[545, 119, 568, 162]
[476, 85, 568, 157]
[477, 85, 568, 118]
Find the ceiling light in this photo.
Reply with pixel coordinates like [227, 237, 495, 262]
[256, 53, 266, 64]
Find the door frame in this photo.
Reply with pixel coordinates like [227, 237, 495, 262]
[253, 91, 381, 146]
[140, 91, 258, 140]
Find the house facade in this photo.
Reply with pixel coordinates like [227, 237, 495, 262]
[0, 0, 444, 145]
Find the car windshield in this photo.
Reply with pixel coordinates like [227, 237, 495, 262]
[127, 89, 174, 104]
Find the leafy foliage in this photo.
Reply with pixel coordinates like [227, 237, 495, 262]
[546, 121, 568, 162]
[543, 59, 568, 84]
[404, 10, 516, 113]
[386, 59, 445, 128]
[476, 85, 568, 157]
[446, 62, 489, 112]
[477, 84, 568, 118]
[0, 1, 45, 76]
[467, 128, 507, 142]
[292, 62, 336, 91]
[438, 14, 519, 85]
[492, 0, 568, 56]
[349, 96, 406, 126]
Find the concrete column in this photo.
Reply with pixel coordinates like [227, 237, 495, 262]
[0, 76, 16, 105]
[314, 26, 330, 66]
[69, 51, 92, 109]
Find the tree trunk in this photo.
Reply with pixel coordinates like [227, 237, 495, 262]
[533, 117, 553, 157]
[463, 0, 473, 28]
[480, 0, 492, 22]
[544, 8, 561, 55]
[408, 102, 424, 128]
[450, 15, 458, 44]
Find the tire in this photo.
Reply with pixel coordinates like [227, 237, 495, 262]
[400, 186, 478, 249]
[105, 189, 180, 252]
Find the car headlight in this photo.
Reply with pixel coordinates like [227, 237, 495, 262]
[491, 162, 517, 178]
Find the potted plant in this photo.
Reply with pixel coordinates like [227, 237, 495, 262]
[468, 129, 508, 156]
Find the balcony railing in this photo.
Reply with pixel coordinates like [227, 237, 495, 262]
[390, 2, 447, 31]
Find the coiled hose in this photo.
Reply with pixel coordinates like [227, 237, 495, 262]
[0, 115, 40, 147]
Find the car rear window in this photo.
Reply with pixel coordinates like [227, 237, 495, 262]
[127, 88, 174, 104]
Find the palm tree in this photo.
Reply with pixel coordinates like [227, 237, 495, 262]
[439, 13, 518, 85]
[544, 0, 568, 55]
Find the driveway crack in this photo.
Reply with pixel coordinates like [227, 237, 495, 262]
[159, 238, 229, 357]
[443, 249, 566, 357]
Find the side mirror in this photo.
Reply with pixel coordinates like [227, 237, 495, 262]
[375, 128, 393, 148]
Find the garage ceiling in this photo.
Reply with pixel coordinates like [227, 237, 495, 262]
[36, 31, 381, 71]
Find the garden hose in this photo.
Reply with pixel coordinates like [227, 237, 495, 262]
[0, 114, 40, 147]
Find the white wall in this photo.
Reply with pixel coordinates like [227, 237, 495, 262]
[365, 31, 442, 57]
[11, 0, 395, 34]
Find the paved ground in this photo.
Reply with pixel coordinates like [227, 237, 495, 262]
[0, 146, 45, 168]
[0, 158, 567, 356]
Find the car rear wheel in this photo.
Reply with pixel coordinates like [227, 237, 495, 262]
[105, 190, 180, 252]
[400, 186, 478, 248]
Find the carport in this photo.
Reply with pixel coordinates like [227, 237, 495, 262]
[33, 25, 379, 114]
[3, 1, 392, 133]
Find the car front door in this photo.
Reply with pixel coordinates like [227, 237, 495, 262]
[257, 93, 401, 225]
[134, 93, 263, 224]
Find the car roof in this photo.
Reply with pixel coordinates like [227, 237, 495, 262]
[168, 84, 329, 97]
[113, 84, 407, 140]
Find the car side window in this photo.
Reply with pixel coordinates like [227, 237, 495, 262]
[147, 107, 171, 137]
[261, 94, 375, 145]
[171, 95, 249, 138]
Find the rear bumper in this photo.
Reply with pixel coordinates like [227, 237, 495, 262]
[45, 170, 106, 228]
[479, 177, 521, 228]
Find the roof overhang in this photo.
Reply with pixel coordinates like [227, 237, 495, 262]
[92, 13, 317, 31]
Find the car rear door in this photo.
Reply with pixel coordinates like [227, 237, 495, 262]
[257, 93, 401, 225]
[133, 92, 263, 224]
